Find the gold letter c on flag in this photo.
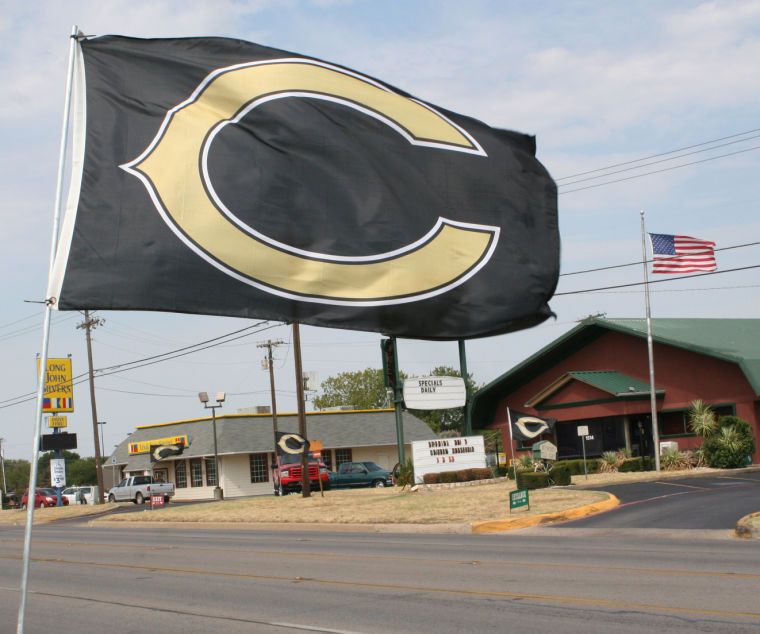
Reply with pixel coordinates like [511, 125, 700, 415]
[123, 59, 499, 305]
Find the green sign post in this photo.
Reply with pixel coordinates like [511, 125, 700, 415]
[510, 488, 530, 512]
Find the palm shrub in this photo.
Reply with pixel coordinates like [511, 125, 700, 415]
[660, 446, 688, 471]
[688, 400, 717, 437]
[518, 454, 534, 471]
[599, 450, 620, 473]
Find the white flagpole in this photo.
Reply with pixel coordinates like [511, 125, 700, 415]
[640, 211, 661, 472]
[506, 408, 519, 482]
[17, 26, 80, 634]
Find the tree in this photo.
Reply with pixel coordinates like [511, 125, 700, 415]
[407, 365, 480, 435]
[36, 451, 96, 487]
[3, 459, 30, 493]
[313, 365, 481, 435]
[314, 368, 403, 411]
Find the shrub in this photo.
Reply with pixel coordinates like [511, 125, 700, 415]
[456, 469, 474, 482]
[619, 457, 643, 472]
[618, 447, 633, 459]
[422, 472, 440, 484]
[553, 459, 599, 475]
[517, 471, 550, 490]
[518, 454, 534, 470]
[599, 451, 620, 473]
[473, 468, 493, 480]
[549, 464, 571, 485]
[660, 446, 688, 471]
[642, 456, 654, 471]
[396, 458, 414, 488]
[702, 415, 756, 469]
[439, 471, 458, 483]
[494, 466, 509, 478]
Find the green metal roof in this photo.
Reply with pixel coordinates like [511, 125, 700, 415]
[567, 370, 659, 396]
[472, 318, 760, 427]
[525, 370, 664, 407]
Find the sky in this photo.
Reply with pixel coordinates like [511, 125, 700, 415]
[1, 0, 758, 462]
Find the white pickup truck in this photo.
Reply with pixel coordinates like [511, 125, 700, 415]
[107, 475, 175, 505]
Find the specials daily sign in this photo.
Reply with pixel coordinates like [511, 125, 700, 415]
[411, 435, 486, 484]
[403, 376, 466, 410]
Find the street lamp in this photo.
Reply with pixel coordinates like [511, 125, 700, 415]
[199, 392, 225, 501]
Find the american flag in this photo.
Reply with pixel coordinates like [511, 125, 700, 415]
[648, 233, 717, 274]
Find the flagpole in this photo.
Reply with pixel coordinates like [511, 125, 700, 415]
[506, 408, 519, 482]
[640, 211, 661, 472]
[17, 26, 80, 634]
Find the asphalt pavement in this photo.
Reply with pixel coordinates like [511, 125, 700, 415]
[558, 470, 760, 530]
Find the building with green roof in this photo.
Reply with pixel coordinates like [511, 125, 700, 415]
[471, 317, 760, 462]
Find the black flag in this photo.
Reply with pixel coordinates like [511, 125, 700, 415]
[49, 35, 558, 340]
[508, 409, 556, 442]
[275, 431, 309, 456]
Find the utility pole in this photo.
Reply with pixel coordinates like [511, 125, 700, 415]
[292, 324, 311, 498]
[257, 339, 284, 452]
[77, 310, 106, 504]
[0, 438, 6, 509]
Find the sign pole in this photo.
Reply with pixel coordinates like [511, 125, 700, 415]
[391, 337, 405, 465]
[457, 340, 472, 435]
[506, 408, 518, 483]
[640, 211, 661, 472]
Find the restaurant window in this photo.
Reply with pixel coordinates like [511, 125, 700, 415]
[335, 448, 352, 469]
[175, 461, 187, 488]
[190, 458, 203, 487]
[153, 468, 168, 483]
[249, 453, 268, 483]
[321, 450, 332, 471]
[205, 458, 217, 486]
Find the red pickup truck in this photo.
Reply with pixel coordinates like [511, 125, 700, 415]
[272, 452, 330, 495]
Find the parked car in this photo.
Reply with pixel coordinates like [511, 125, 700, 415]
[107, 475, 175, 504]
[62, 486, 99, 505]
[21, 489, 69, 509]
[328, 461, 393, 489]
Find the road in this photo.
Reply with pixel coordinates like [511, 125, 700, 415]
[564, 470, 760, 529]
[2, 515, 760, 632]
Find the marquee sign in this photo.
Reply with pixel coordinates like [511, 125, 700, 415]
[411, 435, 486, 484]
[403, 376, 466, 410]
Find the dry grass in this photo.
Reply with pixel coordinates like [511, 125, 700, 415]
[0, 504, 114, 525]
[2, 467, 738, 528]
[570, 466, 723, 486]
[96, 483, 609, 525]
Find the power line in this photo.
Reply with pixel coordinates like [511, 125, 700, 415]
[559, 240, 760, 277]
[555, 127, 760, 181]
[556, 263, 760, 296]
[0, 321, 278, 410]
[558, 134, 760, 187]
[558, 144, 760, 194]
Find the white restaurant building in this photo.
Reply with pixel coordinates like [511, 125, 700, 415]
[106, 408, 437, 499]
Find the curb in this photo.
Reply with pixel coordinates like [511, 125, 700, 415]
[735, 512, 760, 539]
[471, 493, 620, 534]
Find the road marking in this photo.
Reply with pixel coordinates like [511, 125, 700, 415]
[652, 481, 710, 489]
[3, 554, 760, 621]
